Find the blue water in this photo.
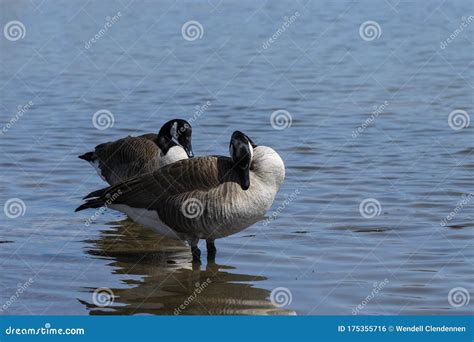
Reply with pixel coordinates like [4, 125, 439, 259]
[0, 0, 472, 315]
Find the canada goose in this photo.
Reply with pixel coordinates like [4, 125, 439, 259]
[76, 131, 285, 263]
[78, 119, 193, 185]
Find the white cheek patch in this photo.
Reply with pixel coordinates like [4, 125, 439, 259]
[248, 142, 254, 163]
[170, 122, 179, 139]
[229, 144, 234, 160]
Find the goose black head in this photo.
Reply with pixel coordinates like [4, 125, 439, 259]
[229, 131, 257, 190]
[157, 119, 193, 158]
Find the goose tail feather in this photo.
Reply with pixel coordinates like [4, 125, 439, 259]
[78, 183, 125, 211]
[75, 198, 104, 212]
[78, 151, 96, 162]
[83, 187, 108, 200]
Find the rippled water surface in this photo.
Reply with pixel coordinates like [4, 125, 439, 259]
[1, 0, 473, 315]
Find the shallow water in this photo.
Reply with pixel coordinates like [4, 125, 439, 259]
[0, 0, 473, 315]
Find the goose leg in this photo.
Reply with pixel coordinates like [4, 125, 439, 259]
[190, 238, 201, 263]
[206, 239, 216, 261]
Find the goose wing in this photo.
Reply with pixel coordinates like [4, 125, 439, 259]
[94, 136, 160, 185]
[78, 156, 238, 234]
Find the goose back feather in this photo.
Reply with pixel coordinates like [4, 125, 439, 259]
[82, 134, 161, 186]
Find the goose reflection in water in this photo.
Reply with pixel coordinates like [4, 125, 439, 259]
[79, 219, 295, 315]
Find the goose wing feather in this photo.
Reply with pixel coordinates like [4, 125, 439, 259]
[86, 156, 239, 234]
[94, 135, 160, 185]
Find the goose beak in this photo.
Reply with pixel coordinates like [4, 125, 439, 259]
[183, 141, 194, 158]
[238, 167, 250, 190]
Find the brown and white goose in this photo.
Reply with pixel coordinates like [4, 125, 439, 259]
[76, 131, 285, 263]
[78, 119, 193, 185]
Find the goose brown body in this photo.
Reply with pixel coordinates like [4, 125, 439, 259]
[76, 146, 285, 242]
[79, 119, 192, 186]
[88, 134, 161, 186]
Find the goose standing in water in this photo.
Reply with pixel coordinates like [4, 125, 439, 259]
[76, 131, 285, 263]
[78, 119, 193, 185]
